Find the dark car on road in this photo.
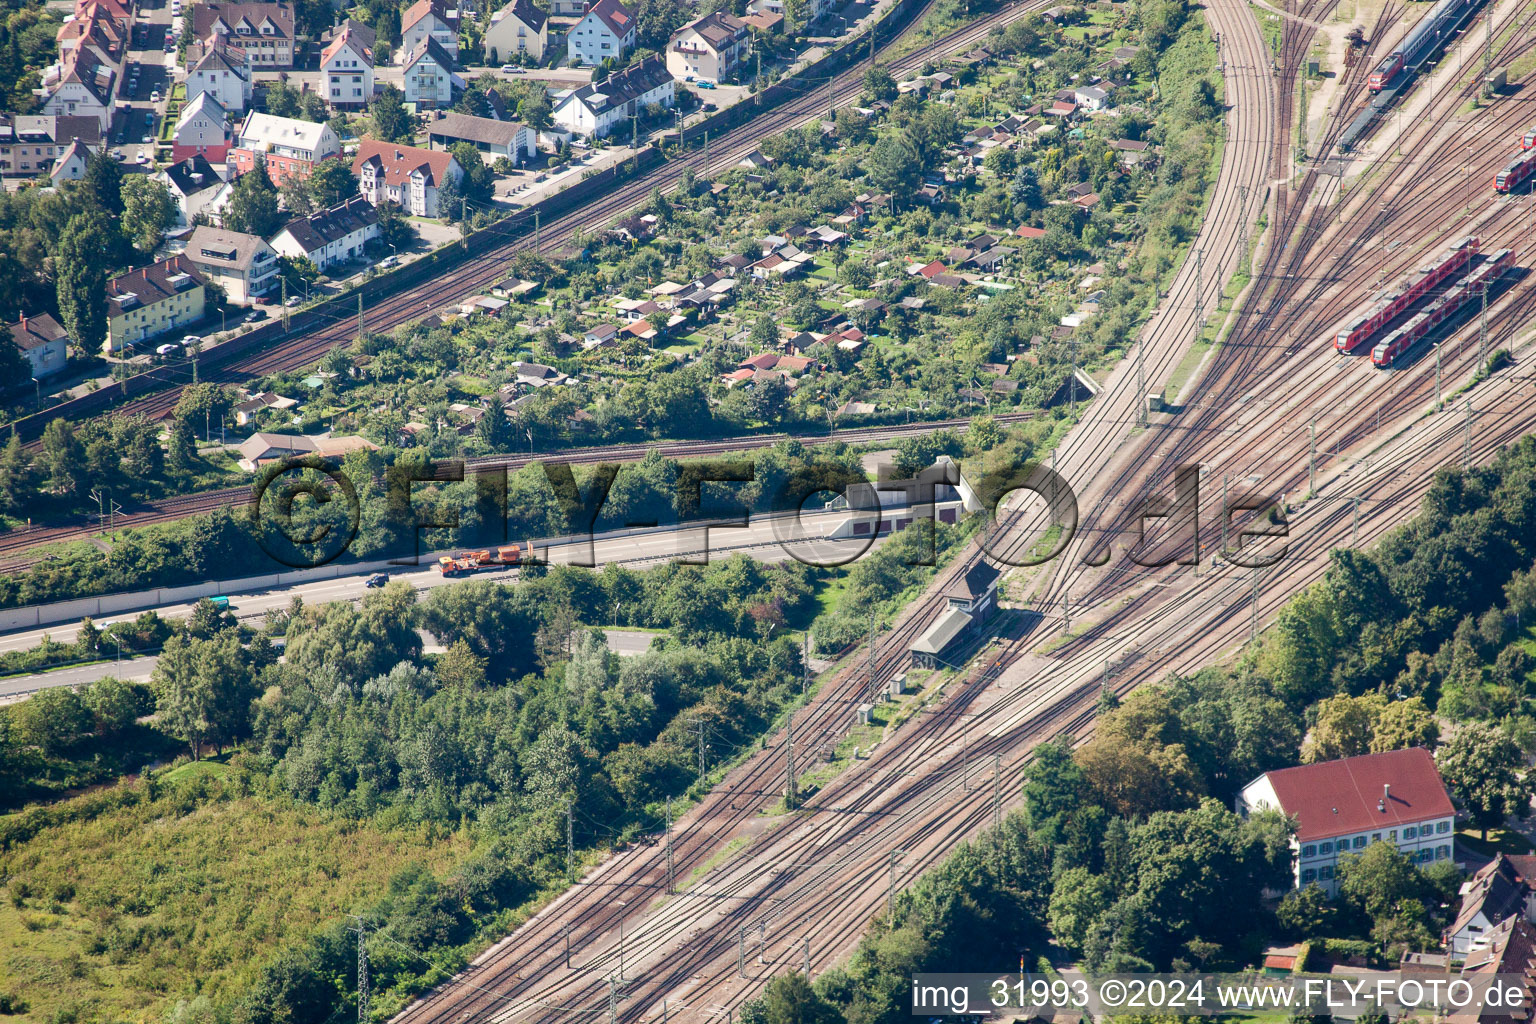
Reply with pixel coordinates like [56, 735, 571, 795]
[365, 573, 389, 588]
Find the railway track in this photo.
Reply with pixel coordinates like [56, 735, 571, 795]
[0, 414, 1036, 573]
[385, 0, 1280, 1018]
[388, 1, 1536, 1020]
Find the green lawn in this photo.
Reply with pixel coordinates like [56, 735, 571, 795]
[0, 771, 474, 1023]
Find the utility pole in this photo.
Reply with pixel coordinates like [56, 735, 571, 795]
[1063, 589, 1071, 631]
[801, 631, 810, 694]
[1193, 248, 1205, 347]
[886, 850, 904, 917]
[869, 24, 875, 66]
[461, 198, 468, 248]
[281, 277, 289, 331]
[564, 924, 572, 968]
[1135, 337, 1147, 427]
[1238, 183, 1250, 247]
[865, 617, 879, 700]
[1479, 280, 1489, 370]
[566, 802, 575, 881]
[354, 917, 369, 1024]
[703, 130, 709, 172]
[1463, 400, 1473, 469]
[827, 78, 834, 118]
[738, 924, 746, 977]
[1483, 2, 1494, 96]
[357, 292, 364, 341]
[961, 716, 970, 792]
[535, 209, 540, 251]
[665, 797, 675, 892]
[696, 719, 708, 777]
[608, 977, 618, 1024]
[991, 754, 1002, 828]
[1435, 344, 1442, 406]
[1308, 417, 1316, 494]
[1220, 474, 1229, 557]
[1250, 568, 1262, 641]
[803, 936, 811, 973]
[785, 712, 797, 808]
[1351, 495, 1362, 546]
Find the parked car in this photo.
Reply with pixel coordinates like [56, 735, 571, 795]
[702, 102, 717, 111]
[696, 80, 716, 89]
[150, 89, 161, 102]
[685, 74, 695, 82]
[155, 342, 180, 356]
[501, 64, 517, 73]
[285, 295, 302, 307]
[111, 147, 124, 159]
[244, 310, 264, 322]
[364, 573, 388, 588]
[135, 152, 149, 164]
[378, 255, 397, 268]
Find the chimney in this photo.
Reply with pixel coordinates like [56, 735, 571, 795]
[1384, 783, 1391, 803]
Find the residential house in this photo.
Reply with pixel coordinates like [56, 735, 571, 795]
[38, 49, 115, 129]
[156, 155, 226, 228]
[1236, 747, 1456, 896]
[171, 92, 231, 162]
[49, 139, 93, 182]
[232, 390, 299, 425]
[105, 255, 207, 354]
[353, 140, 462, 218]
[0, 114, 101, 177]
[402, 38, 462, 108]
[268, 195, 381, 272]
[228, 111, 341, 186]
[485, 0, 547, 63]
[192, 2, 297, 68]
[1447, 855, 1536, 957]
[56, 2, 127, 67]
[185, 43, 252, 114]
[237, 431, 378, 471]
[667, 11, 748, 83]
[8, 313, 69, 378]
[183, 225, 279, 304]
[582, 323, 621, 348]
[1073, 84, 1111, 110]
[401, 0, 458, 57]
[747, 0, 828, 26]
[424, 110, 535, 162]
[320, 24, 374, 110]
[566, 0, 636, 66]
[552, 55, 674, 139]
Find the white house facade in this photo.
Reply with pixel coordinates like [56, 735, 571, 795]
[566, 0, 636, 66]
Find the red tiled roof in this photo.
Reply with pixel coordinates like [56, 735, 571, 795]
[353, 140, 455, 188]
[1260, 747, 1454, 842]
[1015, 225, 1046, 238]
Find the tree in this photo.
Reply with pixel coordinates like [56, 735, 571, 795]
[307, 157, 359, 208]
[84, 676, 143, 736]
[862, 65, 897, 102]
[867, 132, 921, 204]
[54, 210, 111, 355]
[278, 255, 321, 294]
[759, 972, 839, 1024]
[750, 312, 778, 350]
[167, 415, 197, 472]
[1275, 884, 1335, 938]
[1370, 697, 1439, 752]
[375, 199, 417, 254]
[477, 392, 514, 449]
[79, 150, 124, 215]
[119, 176, 177, 253]
[40, 418, 86, 496]
[222, 161, 284, 237]
[1010, 165, 1043, 210]
[371, 85, 415, 143]
[746, 373, 790, 423]
[152, 633, 254, 759]
[1438, 723, 1530, 839]
[0, 433, 33, 512]
[1302, 692, 1383, 763]
[10, 687, 91, 754]
[449, 142, 493, 204]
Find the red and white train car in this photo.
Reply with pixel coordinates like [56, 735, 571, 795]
[1524, 127, 1536, 150]
[1495, 148, 1536, 192]
[1334, 236, 1479, 352]
[1371, 249, 1514, 367]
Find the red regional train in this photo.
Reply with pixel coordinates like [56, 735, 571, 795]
[1496, 148, 1536, 192]
[1524, 127, 1536, 149]
[1334, 236, 1479, 352]
[1371, 249, 1514, 367]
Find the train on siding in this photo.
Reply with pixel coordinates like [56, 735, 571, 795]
[1341, 0, 1485, 150]
[1371, 249, 1514, 367]
[1495, 147, 1536, 192]
[1369, 0, 1476, 90]
[1523, 127, 1536, 149]
[1334, 236, 1479, 352]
